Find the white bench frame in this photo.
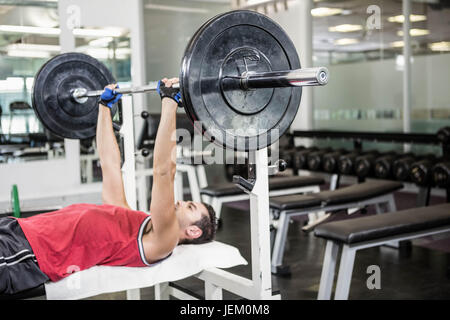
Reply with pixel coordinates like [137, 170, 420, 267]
[318, 225, 450, 300]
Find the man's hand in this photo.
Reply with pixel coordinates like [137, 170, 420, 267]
[100, 84, 122, 108]
[157, 78, 182, 107]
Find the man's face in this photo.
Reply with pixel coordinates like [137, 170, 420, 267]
[175, 200, 207, 229]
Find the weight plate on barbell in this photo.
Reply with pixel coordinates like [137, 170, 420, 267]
[180, 10, 302, 151]
[32, 52, 117, 140]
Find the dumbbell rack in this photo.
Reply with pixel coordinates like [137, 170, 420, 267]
[292, 130, 443, 151]
[292, 129, 450, 203]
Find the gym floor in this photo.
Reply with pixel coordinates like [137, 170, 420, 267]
[84, 188, 450, 300]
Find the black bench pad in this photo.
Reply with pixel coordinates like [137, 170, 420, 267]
[200, 175, 325, 197]
[314, 203, 450, 244]
[269, 180, 403, 211]
[313, 180, 402, 206]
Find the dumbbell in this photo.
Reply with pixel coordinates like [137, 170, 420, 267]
[337, 151, 361, 175]
[437, 127, 450, 145]
[410, 156, 437, 186]
[374, 153, 412, 179]
[322, 149, 349, 173]
[393, 154, 435, 182]
[354, 151, 381, 178]
[432, 161, 450, 188]
[393, 154, 418, 181]
[279, 146, 304, 169]
[292, 147, 319, 173]
[306, 148, 333, 171]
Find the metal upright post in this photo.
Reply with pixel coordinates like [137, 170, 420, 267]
[249, 148, 274, 299]
[403, 0, 412, 152]
[121, 95, 140, 300]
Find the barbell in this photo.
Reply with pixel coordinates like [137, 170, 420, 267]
[32, 10, 329, 151]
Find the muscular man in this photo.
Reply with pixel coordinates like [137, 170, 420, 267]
[0, 78, 216, 296]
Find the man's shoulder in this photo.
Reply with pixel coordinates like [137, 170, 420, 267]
[142, 225, 178, 262]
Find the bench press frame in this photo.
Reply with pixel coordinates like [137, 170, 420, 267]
[153, 148, 281, 300]
[270, 192, 397, 274]
[318, 225, 450, 300]
[119, 94, 280, 300]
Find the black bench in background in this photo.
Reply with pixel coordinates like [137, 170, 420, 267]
[314, 203, 450, 300]
[269, 180, 403, 275]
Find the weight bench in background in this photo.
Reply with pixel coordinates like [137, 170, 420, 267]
[314, 203, 450, 300]
[201, 175, 325, 221]
[269, 180, 403, 274]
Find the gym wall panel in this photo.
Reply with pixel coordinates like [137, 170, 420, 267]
[143, 0, 231, 114]
[314, 53, 450, 134]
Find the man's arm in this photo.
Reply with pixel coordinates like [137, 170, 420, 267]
[149, 78, 179, 238]
[96, 85, 129, 209]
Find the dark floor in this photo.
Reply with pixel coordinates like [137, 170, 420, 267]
[88, 190, 450, 300]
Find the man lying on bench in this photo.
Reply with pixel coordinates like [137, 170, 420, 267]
[0, 78, 217, 297]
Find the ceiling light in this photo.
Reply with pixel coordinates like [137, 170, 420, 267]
[397, 29, 430, 37]
[145, 4, 209, 14]
[390, 41, 404, 48]
[0, 25, 126, 38]
[7, 43, 61, 52]
[334, 38, 359, 45]
[387, 14, 427, 23]
[428, 41, 450, 51]
[7, 50, 51, 58]
[311, 7, 343, 17]
[88, 37, 114, 47]
[246, 0, 272, 4]
[329, 24, 363, 32]
[72, 28, 124, 38]
[0, 25, 59, 36]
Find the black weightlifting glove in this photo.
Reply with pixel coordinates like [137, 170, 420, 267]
[156, 80, 182, 107]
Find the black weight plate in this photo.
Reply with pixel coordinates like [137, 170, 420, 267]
[180, 10, 301, 151]
[32, 52, 117, 140]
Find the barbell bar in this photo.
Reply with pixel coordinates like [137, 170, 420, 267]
[71, 67, 328, 104]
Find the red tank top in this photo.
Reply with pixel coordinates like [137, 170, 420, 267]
[17, 203, 154, 281]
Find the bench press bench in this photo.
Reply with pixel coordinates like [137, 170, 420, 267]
[2, 241, 247, 300]
[201, 175, 325, 221]
[314, 203, 450, 300]
[269, 180, 403, 274]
